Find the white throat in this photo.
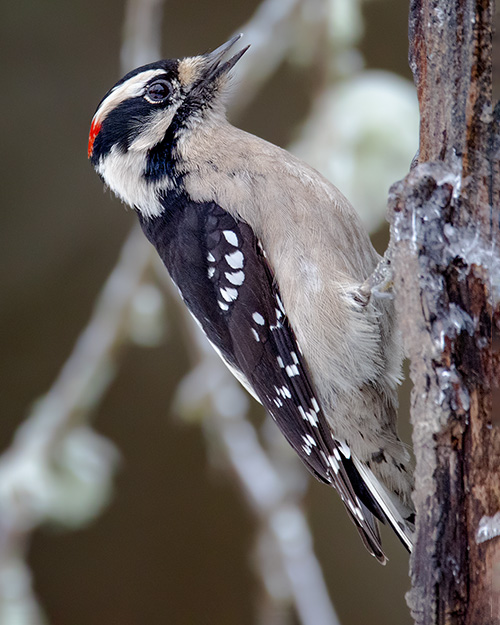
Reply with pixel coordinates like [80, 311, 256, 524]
[97, 145, 169, 218]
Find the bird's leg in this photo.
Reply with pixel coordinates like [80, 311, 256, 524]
[360, 245, 395, 302]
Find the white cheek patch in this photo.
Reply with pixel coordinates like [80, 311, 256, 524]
[93, 69, 166, 129]
[97, 144, 168, 218]
[128, 103, 181, 152]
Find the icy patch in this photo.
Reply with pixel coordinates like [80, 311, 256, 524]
[477, 511, 500, 544]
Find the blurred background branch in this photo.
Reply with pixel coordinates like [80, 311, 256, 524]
[0, 0, 421, 623]
[0, 4, 165, 620]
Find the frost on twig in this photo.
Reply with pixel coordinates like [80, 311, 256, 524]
[0, 225, 151, 623]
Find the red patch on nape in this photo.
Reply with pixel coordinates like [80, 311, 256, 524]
[88, 118, 102, 158]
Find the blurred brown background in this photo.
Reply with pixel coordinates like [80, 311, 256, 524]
[1, 1, 416, 623]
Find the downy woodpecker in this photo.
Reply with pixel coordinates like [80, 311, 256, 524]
[88, 35, 414, 562]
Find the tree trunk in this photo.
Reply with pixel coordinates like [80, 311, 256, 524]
[390, 1, 500, 623]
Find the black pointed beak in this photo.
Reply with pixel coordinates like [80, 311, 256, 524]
[204, 34, 250, 80]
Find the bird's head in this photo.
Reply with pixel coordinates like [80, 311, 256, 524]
[88, 35, 248, 166]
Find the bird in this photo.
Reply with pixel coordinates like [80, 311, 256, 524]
[88, 34, 414, 563]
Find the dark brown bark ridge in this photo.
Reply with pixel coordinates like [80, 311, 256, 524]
[389, 1, 500, 623]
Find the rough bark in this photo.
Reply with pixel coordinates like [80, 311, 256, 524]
[389, 1, 500, 623]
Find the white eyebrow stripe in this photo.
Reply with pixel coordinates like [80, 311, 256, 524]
[92, 69, 166, 128]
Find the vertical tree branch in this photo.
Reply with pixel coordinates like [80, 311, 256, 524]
[391, 1, 500, 623]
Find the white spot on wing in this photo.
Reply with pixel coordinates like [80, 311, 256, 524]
[347, 499, 364, 521]
[225, 250, 244, 269]
[286, 364, 299, 377]
[225, 270, 245, 285]
[281, 386, 291, 399]
[208, 267, 215, 278]
[252, 312, 265, 325]
[337, 441, 351, 459]
[328, 455, 340, 474]
[218, 300, 229, 311]
[275, 385, 291, 399]
[251, 328, 260, 342]
[223, 230, 239, 246]
[305, 411, 318, 427]
[297, 406, 319, 427]
[207, 252, 215, 262]
[220, 287, 238, 302]
[302, 434, 317, 457]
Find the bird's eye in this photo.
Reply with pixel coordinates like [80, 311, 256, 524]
[144, 80, 171, 104]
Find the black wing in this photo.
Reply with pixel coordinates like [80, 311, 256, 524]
[139, 191, 387, 562]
